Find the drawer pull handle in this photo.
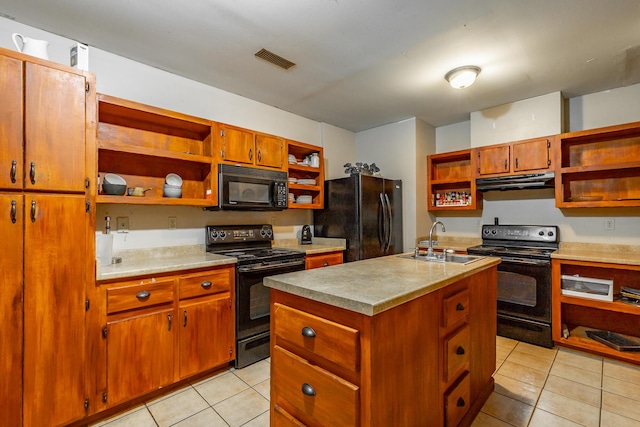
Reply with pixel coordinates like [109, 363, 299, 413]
[301, 383, 316, 397]
[323, 262, 329, 267]
[456, 302, 465, 311]
[136, 290, 150, 300]
[457, 397, 466, 407]
[10, 160, 17, 183]
[301, 326, 316, 338]
[10, 200, 17, 224]
[456, 346, 465, 355]
[168, 313, 172, 331]
[183, 310, 188, 327]
[30, 200, 36, 222]
[30, 162, 36, 185]
[201, 280, 212, 289]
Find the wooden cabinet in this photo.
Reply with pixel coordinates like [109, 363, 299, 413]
[0, 194, 23, 427]
[555, 121, 640, 208]
[0, 47, 95, 427]
[552, 258, 640, 365]
[217, 123, 286, 170]
[177, 269, 234, 379]
[305, 251, 343, 270]
[23, 194, 89, 427]
[287, 140, 325, 209]
[97, 266, 235, 410]
[427, 149, 480, 211]
[96, 94, 216, 207]
[475, 136, 554, 176]
[270, 266, 496, 426]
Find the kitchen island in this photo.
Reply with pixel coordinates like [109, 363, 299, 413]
[264, 254, 500, 427]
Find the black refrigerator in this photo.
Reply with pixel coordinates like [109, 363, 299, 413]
[313, 175, 403, 262]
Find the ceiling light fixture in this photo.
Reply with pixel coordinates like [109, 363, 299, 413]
[445, 65, 481, 89]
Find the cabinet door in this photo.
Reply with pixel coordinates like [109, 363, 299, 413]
[255, 134, 284, 169]
[23, 194, 87, 427]
[221, 126, 255, 165]
[512, 138, 551, 172]
[107, 309, 174, 406]
[477, 145, 510, 175]
[0, 194, 23, 427]
[0, 55, 23, 191]
[179, 295, 233, 379]
[24, 62, 86, 192]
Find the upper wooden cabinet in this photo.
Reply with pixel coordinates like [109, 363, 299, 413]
[96, 94, 216, 207]
[217, 123, 286, 170]
[475, 136, 554, 176]
[427, 149, 481, 211]
[1, 55, 88, 193]
[287, 140, 325, 209]
[556, 121, 640, 208]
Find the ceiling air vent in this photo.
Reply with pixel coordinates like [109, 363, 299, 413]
[254, 48, 296, 70]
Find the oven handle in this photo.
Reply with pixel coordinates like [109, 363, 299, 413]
[237, 259, 305, 272]
[498, 256, 550, 266]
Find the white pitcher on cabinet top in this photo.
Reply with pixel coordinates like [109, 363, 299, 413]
[12, 33, 49, 60]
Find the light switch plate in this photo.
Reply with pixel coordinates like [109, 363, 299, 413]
[116, 216, 129, 232]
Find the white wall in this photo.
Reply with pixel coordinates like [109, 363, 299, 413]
[569, 83, 640, 131]
[436, 121, 470, 153]
[320, 122, 357, 180]
[1, 17, 351, 250]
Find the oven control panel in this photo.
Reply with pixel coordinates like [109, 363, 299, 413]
[481, 225, 558, 243]
[206, 224, 273, 244]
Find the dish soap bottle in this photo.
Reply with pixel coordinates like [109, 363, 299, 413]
[96, 216, 113, 266]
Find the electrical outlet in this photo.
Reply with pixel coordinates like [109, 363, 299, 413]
[116, 216, 129, 233]
[168, 216, 177, 229]
[604, 218, 615, 230]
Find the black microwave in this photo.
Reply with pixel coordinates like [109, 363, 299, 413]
[216, 164, 288, 211]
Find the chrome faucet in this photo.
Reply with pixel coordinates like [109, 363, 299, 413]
[427, 221, 445, 257]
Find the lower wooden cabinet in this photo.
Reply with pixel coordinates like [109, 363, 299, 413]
[305, 251, 343, 270]
[96, 265, 235, 410]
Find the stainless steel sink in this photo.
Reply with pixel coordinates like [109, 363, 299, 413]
[399, 253, 485, 265]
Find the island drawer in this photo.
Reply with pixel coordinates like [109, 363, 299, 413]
[305, 251, 343, 270]
[443, 324, 471, 384]
[107, 278, 175, 314]
[178, 269, 232, 300]
[445, 371, 471, 427]
[273, 303, 360, 372]
[442, 287, 470, 329]
[272, 345, 359, 426]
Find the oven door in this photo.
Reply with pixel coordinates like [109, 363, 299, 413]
[236, 260, 306, 340]
[496, 256, 551, 323]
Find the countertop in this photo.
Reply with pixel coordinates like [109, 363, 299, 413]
[273, 237, 346, 254]
[418, 236, 483, 253]
[551, 242, 640, 266]
[96, 245, 236, 282]
[264, 253, 500, 316]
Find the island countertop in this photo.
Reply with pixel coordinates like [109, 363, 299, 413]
[264, 253, 500, 316]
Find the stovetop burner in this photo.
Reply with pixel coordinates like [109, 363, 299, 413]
[468, 224, 559, 260]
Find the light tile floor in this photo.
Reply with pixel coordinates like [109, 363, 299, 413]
[93, 336, 640, 427]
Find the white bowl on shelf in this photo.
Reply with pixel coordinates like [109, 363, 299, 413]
[163, 184, 182, 198]
[165, 173, 183, 187]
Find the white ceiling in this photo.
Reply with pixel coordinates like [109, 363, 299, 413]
[1, 0, 639, 132]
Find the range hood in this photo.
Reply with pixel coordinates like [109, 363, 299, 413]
[476, 172, 555, 192]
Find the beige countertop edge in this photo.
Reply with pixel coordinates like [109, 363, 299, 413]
[552, 242, 640, 266]
[273, 238, 346, 255]
[96, 253, 236, 282]
[264, 254, 500, 316]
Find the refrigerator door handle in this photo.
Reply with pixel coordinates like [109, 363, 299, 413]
[379, 192, 387, 250]
[384, 193, 392, 252]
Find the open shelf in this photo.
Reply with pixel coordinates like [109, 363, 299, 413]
[287, 140, 324, 209]
[427, 149, 480, 211]
[96, 94, 216, 206]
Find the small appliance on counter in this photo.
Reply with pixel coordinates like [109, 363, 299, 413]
[300, 225, 313, 245]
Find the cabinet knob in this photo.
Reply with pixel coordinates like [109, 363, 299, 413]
[301, 383, 316, 397]
[456, 302, 465, 311]
[301, 326, 316, 338]
[136, 290, 150, 300]
[456, 346, 465, 355]
[323, 262, 329, 267]
[201, 280, 212, 289]
[457, 397, 466, 407]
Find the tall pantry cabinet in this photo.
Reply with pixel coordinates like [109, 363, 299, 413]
[0, 47, 96, 427]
